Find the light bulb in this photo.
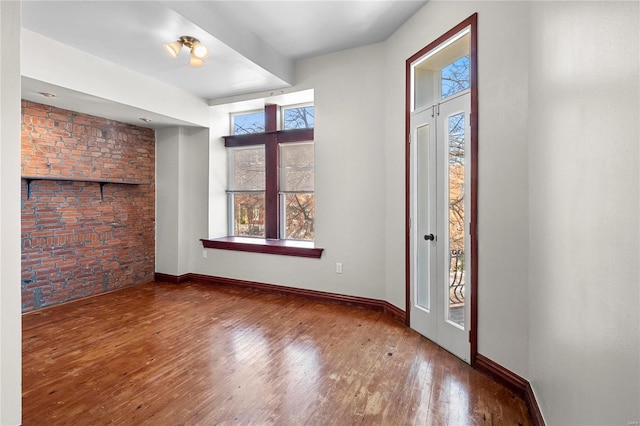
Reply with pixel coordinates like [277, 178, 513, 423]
[191, 43, 209, 60]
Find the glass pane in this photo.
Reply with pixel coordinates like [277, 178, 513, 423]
[231, 147, 265, 191]
[283, 193, 314, 241]
[416, 124, 431, 311]
[441, 56, 470, 99]
[280, 143, 314, 192]
[413, 66, 436, 112]
[283, 106, 315, 130]
[447, 112, 465, 326]
[232, 193, 265, 237]
[233, 111, 265, 135]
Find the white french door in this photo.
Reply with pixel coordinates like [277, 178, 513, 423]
[410, 91, 471, 363]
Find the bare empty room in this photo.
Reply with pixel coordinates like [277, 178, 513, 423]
[1, 1, 639, 425]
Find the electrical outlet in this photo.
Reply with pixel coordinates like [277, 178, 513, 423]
[202, 250, 208, 259]
[336, 262, 343, 274]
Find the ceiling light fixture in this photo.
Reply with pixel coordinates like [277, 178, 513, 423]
[39, 92, 57, 98]
[163, 36, 209, 68]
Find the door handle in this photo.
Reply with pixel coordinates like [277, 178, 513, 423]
[424, 234, 435, 241]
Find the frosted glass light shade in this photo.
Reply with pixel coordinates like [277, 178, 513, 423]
[189, 55, 204, 68]
[163, 40, 182, 59]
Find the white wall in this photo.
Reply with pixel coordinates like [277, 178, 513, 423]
[156, 127, 209, 276]
[528, 2, 640, 424]
[384, 1, 532, 377]
[190, 43, 389, 301]
[0, 1, 22, 424]
[182, 127, 210, 274]
[156, 128, 183, 275]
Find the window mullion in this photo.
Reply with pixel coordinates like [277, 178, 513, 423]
[265, 104, 278, 132]
[265, 134, 279, 239]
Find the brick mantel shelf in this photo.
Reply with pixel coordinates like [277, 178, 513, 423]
[22, 176, 148, 200]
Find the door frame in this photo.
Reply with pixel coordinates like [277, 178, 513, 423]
[405, 13, 479, 365]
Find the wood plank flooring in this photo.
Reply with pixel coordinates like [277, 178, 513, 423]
[23, 281, 532, 425]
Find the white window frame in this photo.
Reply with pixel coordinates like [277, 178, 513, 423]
[281, 103, 315, 131]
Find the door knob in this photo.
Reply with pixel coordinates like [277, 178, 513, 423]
[424, 234, 435, 241]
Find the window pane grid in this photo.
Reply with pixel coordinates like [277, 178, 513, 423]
[226, 103, 315, 242]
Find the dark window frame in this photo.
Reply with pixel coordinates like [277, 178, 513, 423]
[202, 104, 323, 258]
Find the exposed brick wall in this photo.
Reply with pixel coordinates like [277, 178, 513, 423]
[21, 100, 155, 312]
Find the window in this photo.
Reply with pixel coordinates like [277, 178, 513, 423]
[280, 142, 314, 240]
[232, 110, 265, 135]
[441, 56, 470, 99]
[411, 30, 470, 110]
[228, 146, 265, 237]
[282, 104, 315, 130]
[227, 105, 315, 241]
[203, 103, 321, 257]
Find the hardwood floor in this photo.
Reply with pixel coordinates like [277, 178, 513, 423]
[23, 282, 532, 425]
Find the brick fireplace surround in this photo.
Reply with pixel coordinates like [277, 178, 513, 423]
[20, 100, 155, 312]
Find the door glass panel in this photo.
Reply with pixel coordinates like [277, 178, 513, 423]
[447, 112, 465, 326]
[416, 123, 431, 311]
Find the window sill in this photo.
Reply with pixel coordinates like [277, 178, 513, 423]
[200, 237, 324, 259]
